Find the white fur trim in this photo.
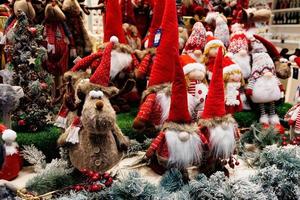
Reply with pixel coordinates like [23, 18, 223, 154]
[4, 143, 18, 156]
[259, 114, 269, 124]
[110, 51, 132, 79]
[251, 76, 281, 103]
[205, 39, 224, 51]
[156, 92, 171, 125]
[65, 126, 80, 144]
[183, 63, 206, 74]
[89, 90, 104, 99]
[110, 36, 119, 44]
[269, 114, 280, 125]
[165, 130, 202, 168]
[54, 116, 67, 129]
[207, 71, 212, 80]
[209, 123, 236, 159]
[289, 55, 297, 62]
[223, 64, 241, 74]
[206, 31, 213, 36]
[2, 129, 17, 143]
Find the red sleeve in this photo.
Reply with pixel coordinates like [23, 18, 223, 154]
[146, 131, 165, 157]
[136, 93, 156, 122]
[71, 52, 103, 72]
[45, 24, 56, 44]
[137, 54, 152, 76]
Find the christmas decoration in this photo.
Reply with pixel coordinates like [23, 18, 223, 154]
[21, 144, 46, 173]
[6, 11, 53, 132]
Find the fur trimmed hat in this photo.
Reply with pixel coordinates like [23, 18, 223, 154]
[104, 0, 127, 44]
[89, 36, 118, 86]
[184, 22, 206, 52]
[204, 33, 224, 54]
[202, 47, 226, 119]
[222, 56, 241, 75]
[0, 124, 17, 143]
[179, 54, 205, 75]
[147, 0, 177, 87]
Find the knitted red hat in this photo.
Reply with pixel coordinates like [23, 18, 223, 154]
[167, 57, 192, 123]
[228, 33, 249, 54]
[147, 0, 177, 87]
[104, 0, 127, 44]
[179, 54, 206, 75]
[89, 36, 118, 86]
[253, 34, 280, 59]
[202, 47, 226, 119]
[147, 0, 166, 48]
[204, 33, 224, 54]
[121, 0, 136, 25]
[71, 51, 103, 72]
[222, 56, 240, 75]
[184, 22, 206, 52]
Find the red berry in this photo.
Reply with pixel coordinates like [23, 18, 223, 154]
[282, 136, 287, 141]
[80, 168, 88, 174]
[282, 141, 287, 146]
[296, 136, 300, 141]
[292, 140, 298, 145]
[74, 185, 83, 191]
[90, 184, 102, 192]
[29, 27, 37, 35]
[88, 170, 94, 177]
[103, 172, 110, 179]
[18, 119, 26, 126]
[40, 82, 48, 90]
[91, 174, 100, 181]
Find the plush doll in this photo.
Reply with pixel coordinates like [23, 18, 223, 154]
[123, 23, 141, 50]
[44, 0, 75, 99]
[180, 54, 208, 120]
[61, 38, 129, 172]
[182, 22, 206, 62]
[205, 12, 229, 47]
[201, 33, 224, 81]
[62, 0, 92, 57]
[198, 48, 239, 176]
[178, 26, 189, 53]
[246, 35, 284, 133]
[222, 56, 244, 114]
[0, 124, 22, 181]
[285, 87, 300, 136]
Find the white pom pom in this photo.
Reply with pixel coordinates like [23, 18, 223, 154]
[178, 132, 190, 142]
[89, 90, 104, 99]
[289, 55, 297, 62]
[206, 31, 213, 36]
[110, 36, 119, 44]
[2, 129, 17, 143]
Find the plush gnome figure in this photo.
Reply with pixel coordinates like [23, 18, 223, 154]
[182, 22, 206, 63]
[145, 56, 203, 179]
[132, 0, 177, 133]
[227, 23, 251, 80]
[0, 124, 22, 181]
[198, 47, 239, 176]
[246, 36, 284, 133]
[201, 33, 225, 81]
[180, 54, 208, 120]
[285, 87, 300, 135]
[222, 56, 244, 114]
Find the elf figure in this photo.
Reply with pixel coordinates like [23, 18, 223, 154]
[146, 42, 202, 180]
[222, 56, 244, 114]
[182, 22, 206, 63]
[180, 54, 208, 119]
[201, 33, 224, 81]
[0, 124, 22, 181]
[246, 36, 284, 133]
[198, 48, 239, 176]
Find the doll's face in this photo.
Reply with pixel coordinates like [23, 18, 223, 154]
[188, 70, 205, 81]
[208, 47, 219, 57]
[228, 73, 242, 82]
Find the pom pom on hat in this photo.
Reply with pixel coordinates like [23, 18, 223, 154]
[2, 129, 17, 143]
[110, 36, 119, 44]
[289, 55, 297, 62]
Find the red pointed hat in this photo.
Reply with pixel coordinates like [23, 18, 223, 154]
[147, 0, 178, 87]
[89, 36, 118, 86]
[71, 51, 103, 72]
[202, 47, 226, 119]
[253, 34, 280, 59]
[222, 56, 240, 75]
[167, 57, 192, 123]
[121, 0, 136, 25]
[147, 0, 166, 48]
[104, 0, 127, 44]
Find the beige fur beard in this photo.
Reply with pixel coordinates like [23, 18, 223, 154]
[251, 76, 281, 103]
[209, 123, 236, 159]
[165, 130, 202, 169]
[110, 50, 132, 79]
[232, 53, 251, 79]
[156, 92, 171, 125]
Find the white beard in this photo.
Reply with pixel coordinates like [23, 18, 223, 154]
[225, 82, 241, 106]
[251, 76, 281, 103]
[232, 53, 251, 79]
[4, 142, 18, 156]
[110, 50, 133, 79]
[156, 92, 171, 125]
[165, 130, 202, 168]
[209, 123, 236, 159]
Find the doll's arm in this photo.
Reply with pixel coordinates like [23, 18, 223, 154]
[133, 93, 156, 129]
[146, 131, 165, 158]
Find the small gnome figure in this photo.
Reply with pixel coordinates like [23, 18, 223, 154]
[201, 33, 224, 81]
[285, 87, 300, 136]
[222, 56, 244, 114]
[0, 124, 22, 181]
[182, 22, 206, 63]
[227, 23, 251, 80]
[198, 48, 239, 176]
[246, 36, 284, 133]
[180, 54, 208, 119]
[145, 49, 203, 180]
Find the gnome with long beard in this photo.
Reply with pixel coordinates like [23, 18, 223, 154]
[145, 57, 203, 181]
[246, 36, 285, 133]
[198, 48, 240, 176]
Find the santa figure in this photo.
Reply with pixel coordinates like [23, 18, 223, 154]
[246, 36, 284, 133]
[182, 22, 206, 63]
[180, 54, 208, 120]
[222, 56, 244, 114]
[146, 51, 203, 180]
[0, 124, 22, 180]
[198, 48, 240, 176]
[201, 33, 225, 81]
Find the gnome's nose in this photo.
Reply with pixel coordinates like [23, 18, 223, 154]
[96, 100, 104, 111]
[264, 71, 273, 78]
[178, 132, 190, 142]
